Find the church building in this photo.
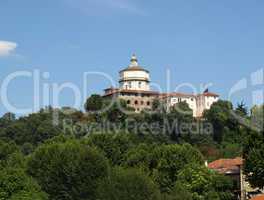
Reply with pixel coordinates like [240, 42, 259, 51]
[103, 55, 219, 117]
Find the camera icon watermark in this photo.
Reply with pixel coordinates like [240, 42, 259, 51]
[228, 68, 263, 132]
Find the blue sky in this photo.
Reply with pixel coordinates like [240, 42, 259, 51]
[0, 0, 263, 116]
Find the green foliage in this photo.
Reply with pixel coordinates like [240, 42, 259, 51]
[86, 133, 136, 165]
[250, 104, 264, 132]
[124, 143, 204, 192]
[0, 110, 63, 146]
[177, 164, 233, 200]
[0, 113, 16, 128]
[0, 140, 25, 169]
[0, 168, 47, 200]
[161, 182, 193, 200]
[243, 105, 264, 188]
[84, 94, 103, 112]
[204, 100, 234, 143]
[152, 99, 165, 112]
[96, 167, 160, 200]
[27, 139, 109, 200]
[102, 99, 134, 123]
[235, 101, 248, 117]
[220, 142, 242, 159]
[167, 102, 194, 140]
[124, 143, 156, 170]
[243, 130, 264, 189]
[0, 99, 255, 199]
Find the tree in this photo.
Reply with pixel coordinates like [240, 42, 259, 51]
[161, 182, 192, 200]
[86, 133, 136, 165]
[176, 164, 233, 200]
[204, 100, 234, 143]
[27, 139, 109, 200]
[84, 94, 103, 112]
[0, 113, 16, 127]
[0, 140, 25, 169]
[124, 143, 204, 192]
[167, 102, 194, 141]
[152, 99, 165, 113]
[243, 130, 264, 189]
[152, 144, 204, 192]
[96, 167, 160, 200]
[243, 105, 264, 189]
[0, 168, 47, 200]
[235, 101, 248, 117]
[0, 109, 63, 146]
[102, 99, 133, 123]
[251, 104, 264, 132]
[124, 143, 157, 171]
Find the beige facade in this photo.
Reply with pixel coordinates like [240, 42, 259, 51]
[103, 55, 219, 116]
[104, 88, 158, 113]
[119, 91, 158, 112]
[119, 54, 150, 91]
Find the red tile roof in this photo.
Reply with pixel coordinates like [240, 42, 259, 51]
[103, 89, 219, 99]
[160, 92, 196, 98]
[103, 89, 159, 97]
[251, 195, 264, 200]
[119, 66, 149, 73]
[208, 157, 243, 174]
[202, 92, 219, 97]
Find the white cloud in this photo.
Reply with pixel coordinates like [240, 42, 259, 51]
[0, 41, 17, 57]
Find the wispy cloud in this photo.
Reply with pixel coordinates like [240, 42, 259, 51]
[65, 0, 146, 16]
[0, 41, 17, 57]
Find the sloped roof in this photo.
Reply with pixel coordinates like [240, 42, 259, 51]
[201, 92, 219, 97]
[103, 89, 159, 97]
[119, 66, 149, 73]
[119, 54, 149, 73]
[160, 92, 196, 98]
[251, 195, 264, 200]
[208, 157, 243, 174]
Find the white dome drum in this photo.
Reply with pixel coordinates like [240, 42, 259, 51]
[119, 54, 150, 91]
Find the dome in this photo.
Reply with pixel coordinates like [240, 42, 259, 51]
[119, 54, 150, 91]
[119, 54, 149, 73]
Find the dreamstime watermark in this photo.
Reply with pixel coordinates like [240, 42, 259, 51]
[0, 69, 210, 115]
[228, 68, 264, 132]
[0, 68, 263, 133]
[0, 70, 116, 114]
[62, 118, 214, 137]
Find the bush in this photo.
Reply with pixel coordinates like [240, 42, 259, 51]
[96, 167, 160, 200]
[0, 168, 47, 200]
[27, 139, 109, 200]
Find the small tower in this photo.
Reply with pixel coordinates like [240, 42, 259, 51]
[129, 54, 139, 67]
[119, 54, 150, 91]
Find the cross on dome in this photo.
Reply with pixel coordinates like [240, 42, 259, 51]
[129, 54, 139, 67]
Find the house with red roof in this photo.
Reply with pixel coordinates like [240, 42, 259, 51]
[208, 157, 245, 200]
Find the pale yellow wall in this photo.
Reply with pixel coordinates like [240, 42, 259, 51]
[119, 70, 150, 91]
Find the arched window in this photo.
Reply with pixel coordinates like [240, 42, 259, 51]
[147, 101, 150, 106]
[135, 100, 138, 105]
[127, 100, 131, 105]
